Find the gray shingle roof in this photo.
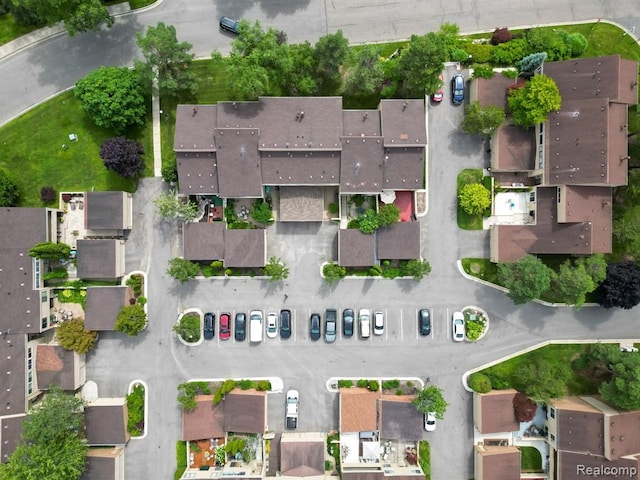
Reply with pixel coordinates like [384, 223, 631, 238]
[85, 286, 128, 331]
[76, 239, 119, 280]
[85, 191, 125, 230]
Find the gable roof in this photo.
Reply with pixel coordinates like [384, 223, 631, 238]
[176, 152, 218, 195]
[85, 399, 130, 446]
[85, 191, 126, 230]
[280, 432, 325, 477]
[475, 389, 518, 434]
[340, 387, 380, 433]
[85, 286, 129, 331]
[35, 344, 78, 391]
[81, 447, 125, 480]
[223, 390, 266, 434]
[552, 396, 604, 456]
[0, 414, 26, 463]
[376, 221, 421, 260]
[0, 335, 27, 416]
[382, 147, 425, 190]
[261, 151, 341, 186]
[379, 100, 427, 147]
[182, 222, 225, 261]
[379, 397, 424, 440]
[76, 239, 121, 280]
[340, 137, 385, 194]
[223, 230, 266, 268]
[471, 73, 518, 109]
[474, 445, 521, 480]
[215, 128, 262, 198]
[182, 395, 225, 441]
[174, 105, 217, 152]
[338, 230, 376, 267]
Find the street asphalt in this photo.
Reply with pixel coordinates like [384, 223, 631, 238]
[2, 1, 640, 478]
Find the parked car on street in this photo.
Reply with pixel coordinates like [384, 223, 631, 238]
[424, 412, 436, 431]
[219, 16, 240, 34]
[359, 309, 371, 338]
[266, 312, 278, 338]
[219, 313, 231, 340]
[235, 312, 246, 341]
[325, 309, 337, 343]
[451, 74, 465, 105]
[204, 312, 215, 340]
[452, 311, 465, 341]
[342, 308, 354, 337]
[419, 309, 431, 336]
[373, 311, 384, 335]
[309, 313, 321, 340]
[280, 309, 292, 339]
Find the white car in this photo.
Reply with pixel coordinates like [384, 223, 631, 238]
[621, 346, 639, 353]
[266, 312, 278, 338]
[359, 309, 371, 338]
[373, 311, 384, 335]
[424, 412, 436, 432]
[452, 311, 465, 342]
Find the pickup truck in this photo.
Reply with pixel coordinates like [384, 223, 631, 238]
[286, 389, 299, 429]
[250, 310, 263, 343]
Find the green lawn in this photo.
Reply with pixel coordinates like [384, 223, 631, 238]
[481, 343, 598, 395]
[520, 446, 542, 472]
[418, 440, 430, 480]
[461, 257, 499, 283]
[0, 90, 153, 206]
[457, 168, 485, 230]
[174, 441, 187, 480]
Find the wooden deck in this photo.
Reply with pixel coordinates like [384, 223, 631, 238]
[188, 439, 223, 470]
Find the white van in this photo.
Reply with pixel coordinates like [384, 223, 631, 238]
[250, 310, 263, 343]
[359, 309, 371, 338]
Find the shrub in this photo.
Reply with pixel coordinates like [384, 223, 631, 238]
[382, 379, 401, 389]
[126, 384, 145, 436]
[43, 268, 68, 281]
[202, 265, 214, 277]
[468, 372, 492, 393]
[347, 218, 359, 229]
[406, 380, 414, 387]
[491, 27, 513, 45]
[226, 437, 247, 457]
[490, 38, 528, 65]
[377, 203, 400, 228]
[0, 169, 19, 207]
[459, 183, 491, 216]
[357, 379, 368, 388]
[137, 296, 147, 306]
[382, 268, 401, 278]
[325, 460, 333, 471]
[224, 268, 233, 276]
[255, 380, 271, 391]
[215, 445, 226, 465]
[369, 265, 383, 276]
[464, 43, 493, 64]
[358, 209, 379, 234]
[237, 379, 253, 390]
[114, 304, 147, 336]
[382, 260, 391, 267]
[486, 373, 511, 390]
[126, 274, 143, 296]
[250, 201, 274, 225]
[162, 157, 179, 184]
[99, 137, 145, 179]
[471, 64, 494, 79]
[368, 380, 380, 392]
[328, 202, 339, 214]
[40, 186, 57, 203]
[450, 47, 469, 63]
[396, 389, 403, 395]
[465, 318, 486, 341]
[211, 260, 224, 269]
[56, 318, 98, 353]
[502, 69, 519, 79]
[323, 262, 346, 285]
[565, 32, 588, 57]
[338, 379, 353, 388]
[177, 382, 211, 410]
[513, 392, 537, 422]
[173, 313, 200, 343]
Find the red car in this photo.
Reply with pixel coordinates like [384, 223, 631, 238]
[431, 74, 444, 103]
[219, 313, 231, 340]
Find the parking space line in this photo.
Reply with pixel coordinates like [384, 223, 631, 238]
[415, 308, 419, 340]
[430, 308, 434, 339]
[446, 307, 450, 340]
[400, 309, 403, 341]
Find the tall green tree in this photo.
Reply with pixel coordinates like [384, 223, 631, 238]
[458, 183, 491, 215]
[497, 255, 554, 304]
[550, 260, 595, 308]
[344, 44, 384, 96]
[507, 74, 561, 127]
[11, 0, 112, 36]
[398, 32, 447, 97]
[0, 169, 19, 207]
[313, 30, 349, 87]
[167, 257, 200, 283]
[285, 41, 318, 96]
[515, 361, 570, 401]
[411, 386, 449, 420]
[461, 101, 505, 136]
[0, 387, 87, 479]
[74, 66, 146, 134]
[56, 318, 98, 353]
[153, 190, 198, 222]
[135, 22, 197, 97]
[599, 355, 640, 410]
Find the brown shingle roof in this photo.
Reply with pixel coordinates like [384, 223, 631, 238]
[552, 396, 604, 455]
[0, 414, 26, 463]
[280, 433, 325, 477]
[85, 401, 130, 446]
[379, 100, 427, 147]
[183, 222, 225, 261]
[35, 345, 77, 391]
[260, 151, 341, 186]
[177, 152, 218, 195]
[476, 390, 518, 434]
[340, 137, 385, 194]
[174, 105, 217, 151]
[215, 128, 262, 198]
[472, 74, 517, 109]
[607, 410, 640, 460]
[223, 390, 266, 434]
[278, 187, 324, 222]
[85, 286, 128, 331]
[0, 335, 27, 416]
[558, 451, 640, 480]
[343, 110, 382, 137]
[382, 147, 425, 190]
[81, 447, 124, 480]
[76, 239, 119, 280]
[340, 387, 380, 432]
[342, 472, 384, 480]
[379, 398, 424, 440]
[182, 395, 225, 441]
[376, 221, 421, 260]
[85, 191, 125, 230]
[494, 125, 535, 171]
[224, 229, 266, 268]
[474, 445, 520, 480]
[338, 230, 376, 267]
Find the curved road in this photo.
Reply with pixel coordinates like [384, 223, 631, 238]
[3, 1, 640, 479]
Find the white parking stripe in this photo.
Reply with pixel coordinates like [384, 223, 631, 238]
[400, 309, 404, 341]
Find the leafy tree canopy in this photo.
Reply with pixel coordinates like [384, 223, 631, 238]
[263, 256, 289, 282]
[398, 31, 447, 97]
[99, 137, 145, 179]
[461, 101, 505, 136]
[0, 169, 19, 207]
[507, 74, 561, 127]
[56, 318, 98, 353]
[153, 190, 198, 222]
[550, 260, 596, 308]
[458, 182, 491, 216]
[285, 41, 319, 96]
[497, 255, 554, 304]
[344, 44, 384, 97]
[411, 386, 449, 419]
[515, 360, 570, 401]
[377, 203, 400, 228]
[597, 261, 640, 309]
[28, 242, 71, 260]
[135, 22, 197, 97]
[599, 355, 640, 410]
[323, 262, 346, 285]
[114, 304, 147, 336]
[11, 0, 112, 36]
[313, 30, 349, 84]
[167, 257, 200, 283]
[404, 259, 432, 282]
[74, 66, 146, 134]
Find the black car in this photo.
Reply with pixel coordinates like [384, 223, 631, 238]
[219, 16, 240, 34]
[280, 309, 292, 339]
[234, 312, 246, 341]
[204, 312, 215, 340]
[309, 313, 321, 341]
[419, 309, 431, 336]
[342, 308, 354, 337]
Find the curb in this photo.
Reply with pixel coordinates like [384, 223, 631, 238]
[176, 308, 204, 346]
[184, 377, 283, 394]
[325, 376, 424, 393]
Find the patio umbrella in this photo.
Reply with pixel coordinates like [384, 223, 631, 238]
[380, 190, 396, 204]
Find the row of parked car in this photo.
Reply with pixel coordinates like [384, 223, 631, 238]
[203, 309, 434, 342]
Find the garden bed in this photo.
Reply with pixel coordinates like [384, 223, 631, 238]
[462, 306, 489, 341]
[174, 310, 202, 344]
[126, 381, 147, 438]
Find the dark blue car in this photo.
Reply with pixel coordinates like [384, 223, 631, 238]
[451, 74, 465, 105]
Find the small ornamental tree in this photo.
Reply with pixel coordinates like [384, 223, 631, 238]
[161, 157, 179, 184]
[411, 386, 449, 420]
[40, 186, 57, 203]
[99, 137, 145, 179]
[251, 201, 274, 225]
[323, 262, 346, 285]
[491, 27, 513, 45]
[153, 190, 198, 222]
[114, 304, 147, 336]
[55, 319, 98, 354]
[513, 392, 537, 422]
[173, 313, 201, 342]
[507, 74, 561, 127]
[565, 32, 588, 57]
[358, 209, 379, 234]
[403, 259, 432, 282]
[497, 255, 554, 305]
[28, 242, 71, 260]
[490, 38, 528, 65]
[458, 183, 491, 216]
[0, 169, 19, 207]
[377, 204, 400, 228]
[74, 66, 146, 134]
[461, 101, 505, 136]
[167, 257, 200, 283]
[516, 52, 548, 77]
[263, 256, 289, 282]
